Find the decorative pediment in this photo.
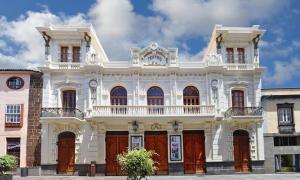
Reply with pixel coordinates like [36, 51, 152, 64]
[131, 43, 178, 66]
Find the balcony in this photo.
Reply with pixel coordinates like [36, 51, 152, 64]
[58, 53, 82, 63]
[49, 62, 83, 70]
[88, 105, 215, 118]
[225, 63, 257, 70]
[278, 124, 295, 134]
[224, 107, 262, 118]
[41, 108, 84, 120]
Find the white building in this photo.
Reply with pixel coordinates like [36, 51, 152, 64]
[37, 24, 265, 175]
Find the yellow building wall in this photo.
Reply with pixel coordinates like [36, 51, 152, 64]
[265, 98, 300, 133]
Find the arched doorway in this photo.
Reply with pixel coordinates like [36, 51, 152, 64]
[233, 130, 250, 172]
[57, 132, 75, 174]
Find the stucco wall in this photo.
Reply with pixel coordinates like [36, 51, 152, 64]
[0, 72, 31, 167]
[264, 98, 300, 133]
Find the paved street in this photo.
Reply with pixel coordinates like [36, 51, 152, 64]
[13, 174, 300, 180]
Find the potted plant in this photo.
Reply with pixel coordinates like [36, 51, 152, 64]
[117, 148, 157, 180]
[0, 155, 17, 180]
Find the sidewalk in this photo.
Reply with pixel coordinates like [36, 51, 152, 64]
[13, 173, 300, 180]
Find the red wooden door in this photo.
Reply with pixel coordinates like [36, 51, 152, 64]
[106, 132, 128, 176]
[57, 132, 75, 174]
[183, 131, 206, 174]
[232, 90, 244, 115]
[144, 131, 168, 175]
[232, 90, 244, 108]
[233, 131, 250, 172]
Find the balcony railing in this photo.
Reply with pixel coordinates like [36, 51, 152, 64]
[89, 105, 215, 117]
[50, 62, 83, 70]
[41, 108, 84, 120]
[278, 124, 295, 134]
[58, 53, 82, 63]
[224, 107, 262, 118]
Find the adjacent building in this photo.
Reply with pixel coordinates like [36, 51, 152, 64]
[0, 69, 42, 168]
[262, 88, 300, 173]
[37, 24, 265, 175]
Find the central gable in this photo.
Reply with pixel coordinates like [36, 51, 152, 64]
[131, 43, 178, 66]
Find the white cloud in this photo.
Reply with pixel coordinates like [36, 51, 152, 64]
[264, 59, 300, 85]
[151, 0, 285, 42]
[0, 0, 288, 69]
[0, 10, 88, 69]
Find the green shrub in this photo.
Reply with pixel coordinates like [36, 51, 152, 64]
[0, 155, 17, 175]
[117, 148, 157, 180]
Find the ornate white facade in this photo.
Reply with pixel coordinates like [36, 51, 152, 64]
[37, 24, 265, 175]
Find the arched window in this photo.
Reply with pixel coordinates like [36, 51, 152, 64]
[110, 86, 127, 105]
[147, 86, 164, 114]
[147, 86, 164, 105]
[183, 86, 199, 105]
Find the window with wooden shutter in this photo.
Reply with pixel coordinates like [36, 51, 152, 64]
[237, 48, 245, 64]
[61, 47, 68, 62]
[231, 90, 244, 115]
[226, 48, 234, 63]
[72, 47, 80, 62]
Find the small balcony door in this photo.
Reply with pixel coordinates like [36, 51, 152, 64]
[62, 90, 76, 116]
[72, 47, 80, 62]
[232, 90, 244, 115]
[237, 48, 245, 64]
[147, 86, 164, 114]
[226, 48, 234, 63]
[61, 47, 68, 62]
[183, 86, 200, 113]
[110, 86, 127, 114]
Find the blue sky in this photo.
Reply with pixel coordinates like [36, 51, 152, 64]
[0, 0, 300, 88]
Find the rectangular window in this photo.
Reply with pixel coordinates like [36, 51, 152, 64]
[226, 48, 234, 63]
[278, 107, 293, 124]
[5, 104, 23, 128]
[274, 136, 300, 146]
[6, 138, 20, 166]
[277, 104, 295, 134]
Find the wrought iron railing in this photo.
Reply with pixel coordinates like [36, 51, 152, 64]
[224, 107, 262, 118]
[41, 108, 84, 119]
[278, 124, 295, 134]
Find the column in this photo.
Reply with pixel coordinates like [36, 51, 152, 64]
[41, 122, 49, 164]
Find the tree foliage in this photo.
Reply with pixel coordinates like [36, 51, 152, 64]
[0, 155, 17, 175]
[117, 148, 157, 180]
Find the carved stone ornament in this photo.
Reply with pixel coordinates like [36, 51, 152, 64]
[151, 123, 162, 130]
[131, 43, 178, 66]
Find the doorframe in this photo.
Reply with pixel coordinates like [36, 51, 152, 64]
[233, 129, 251, 172]
[57, 131, 76, 174]
[182, 130, 206, 174]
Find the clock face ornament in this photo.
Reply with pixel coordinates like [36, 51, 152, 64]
[211, 79, 218, 89]
[89, 79, 98, 88]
